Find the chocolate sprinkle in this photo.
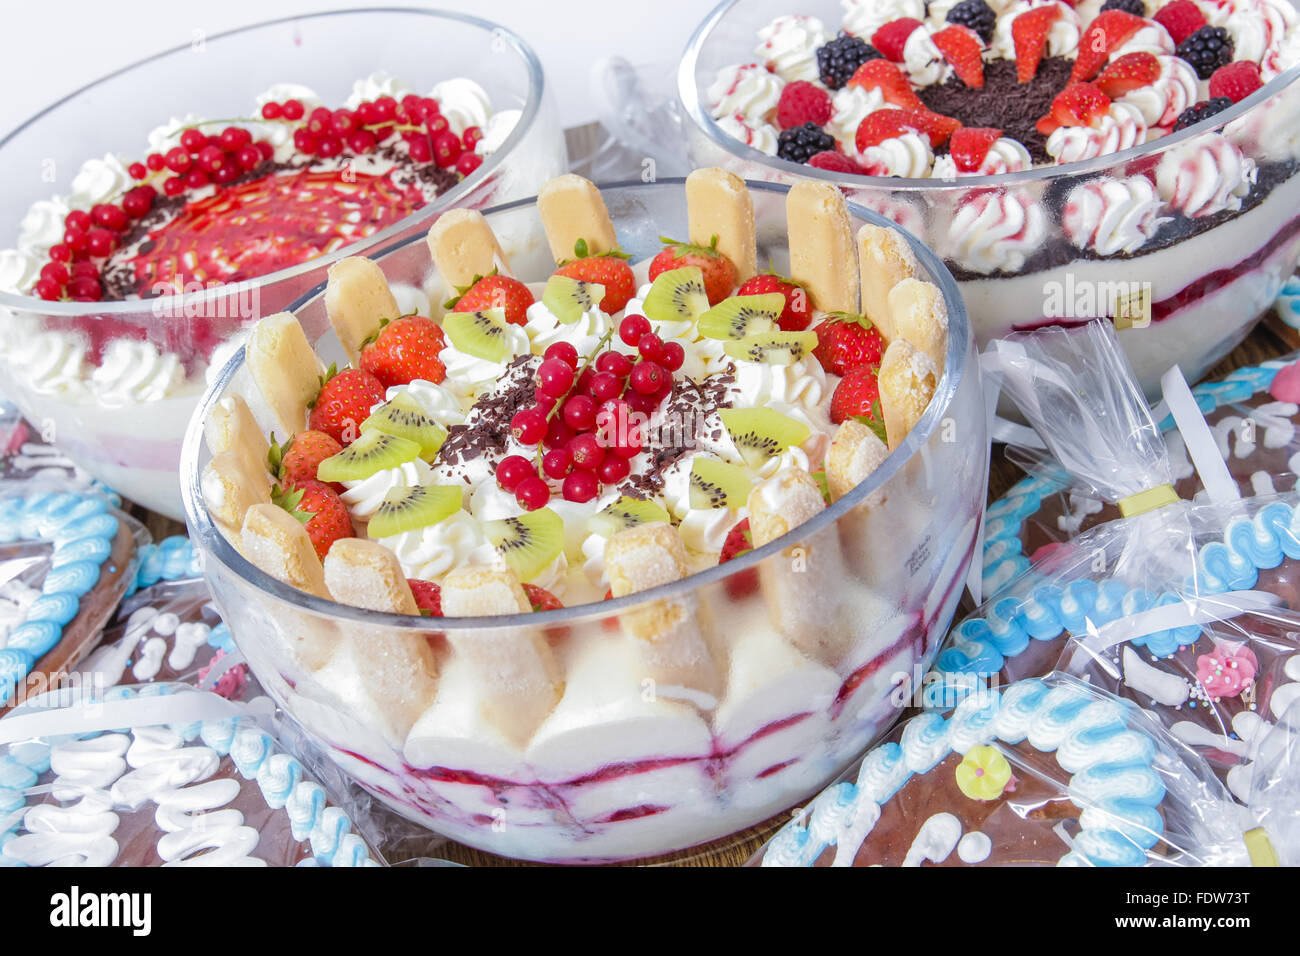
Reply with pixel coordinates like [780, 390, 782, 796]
[436, 355, 540, 468]
[621, 367, 736, 498]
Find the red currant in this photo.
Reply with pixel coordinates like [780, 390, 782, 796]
[534, 391, 558, 414]
[67, 275, 102, 301]
[544, 417, 573, 451]
[356, 100, 379, 125]
[373, 96, 398, 122]
[456, 152, 483, 177]
[235, 146, 261, 171]
[164, 146, 192, 173]
[33, 277, 62, 300]
[515, 475, 551, 511]
[63, 228, 88, 254]
[638, 333, 665, 362]
[401, 94, 422, 115]
[597, 455, 630, 485]
[562, 470, 599, 504]
[432, 131, 462, 168]
[587, 371, 622, 403]
[462, 126, 484, 150]
[71, 260, 99, 279]
[86, 228, 116, 258]
[212, 163, 239, 185]
[421, 97, 440, 117]
[65, 210, 91, 232]
[537, 357, 576, 397]
[595, 351, 632, 378]
[184, 168, 210, 190]
[408, 136, 433, 164]
[511, 407, 548, 445]
[563, 394, 597, 431]
[348, 130, 377, 154]
[495, 454, 534, 492]
[568, 433, 604, 471]
[307, 111, 331, 137]
[542, 448, 574, 481]
[282, 99, 305, 120]
[39, 262, 69, 285]
[613, 427, 643, 458]
[624, 388, 660, 416]
[629, 361, 666, 395]
[48, 244, 71, 263]
[197, 145, 225, 173]
[220, 126, 252, 151]
[128, 162, 147, 180]
[315, 136, 342, 158]
[163, 176, 186, 197]
[180, 129, 207, 154]
[122, 187, 155, 218]
[255, 141, 274, 161]
[659, 341, 686, 372]
[329, 109, 357, 136]
[620, 314, 651, 347]
[91, 204, 128, 232]
[426, 114, 451, 136]
[261, 101, 283, 120]
[293, 129, 318, 155]
[145, 153, 165, 172]
[543, 342, 579, 369]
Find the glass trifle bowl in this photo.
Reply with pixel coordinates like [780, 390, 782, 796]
[0, 8, 565, 520]
[181, 177, 987, 863]
[679, 0, 1300, 399]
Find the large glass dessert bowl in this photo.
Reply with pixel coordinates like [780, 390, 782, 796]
[0, 8, 564, 519]
[182, 177, 986, 863]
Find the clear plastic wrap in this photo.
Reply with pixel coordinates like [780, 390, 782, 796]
[0, 682, 378, 867]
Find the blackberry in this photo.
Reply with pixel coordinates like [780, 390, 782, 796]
[946, 0, 997, 44]
[1171, 97, 1234, 131]
[1176, 26, 1234, 79]
[777, 122, 836, 164]
[1100, 0, 1146, 15]
[816, 33, 882, 89]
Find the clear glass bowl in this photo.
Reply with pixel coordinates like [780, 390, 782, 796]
[181, 178, 988, 863]
[0, 8, 565, 520]
[679, 0, 1300, 399]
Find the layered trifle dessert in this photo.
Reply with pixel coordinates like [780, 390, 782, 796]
[685, 0, 1300, 394]
[186, 171, 988, 861]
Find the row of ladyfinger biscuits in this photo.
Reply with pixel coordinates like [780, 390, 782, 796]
[196, 170, 949, 744]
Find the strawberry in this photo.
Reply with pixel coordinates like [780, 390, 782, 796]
[275, 480, 353, 560]
[1071, 10, 1146, 83]
[358, 315, 447, 389]
[308, 366, 387, 445]
[449, 273, 535, 326]
[1095, 52, 1161, 97]
[737, 273, 813, 331]
[408, 578, 442, 615]
[948, 126, 1003, 173]
[648, 236, 738, 305]
[812, 313, 885, 376]
[807, 149, 867, 173]
[1012, 5, 1062, 82]
[776, 80, 833, 129]
[856, 108, 960, 152]
[1153, 0, 1206, 45]
[931, 25, 985, 89]
[847, 59, 926, 110]
[269, 429, 344, 493]
[830, 364, 885, 433]
[1037, 83, 1112, 134]
[1209, 61, 1264, 103]
[872, 17, 924, 62]
[718, 518, 759, 600]
[554, 241, 637, 313]
[524, 583, 564, 612]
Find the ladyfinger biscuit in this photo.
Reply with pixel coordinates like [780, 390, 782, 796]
[825, 419, 890, 502]
[857, 222, 920, 337]
[786, 181, 859, 314]
[240, 502, 329, 600]
[606, 523, 720, 706]
[201, 450, 271, 530]
[426, 209, 511, 291]
[887, 277, 948, 376]
[439, 566, 562, 746]
[245, 312, 323, 438]
[877, 339, 938, 451]
[686, 167, 757, 282]
[537, 174, 619, 263]
[324, 257, 401, 365]
[323, 538, 419, 615]
[205, 394, 269, 471]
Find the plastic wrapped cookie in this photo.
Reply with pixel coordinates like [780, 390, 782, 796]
[0, 400, 110, 493]
[0, 684, 378, 867]
[0, 487, 145, 708]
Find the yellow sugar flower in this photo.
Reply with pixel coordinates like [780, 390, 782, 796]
[955, 745, 1012, 801]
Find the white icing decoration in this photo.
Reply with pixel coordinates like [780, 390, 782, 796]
[902, 812, 962, 866]
[1121, 646, 1190, 707]
[956, 830, 992, 863]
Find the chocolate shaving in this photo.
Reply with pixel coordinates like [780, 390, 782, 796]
[435, 355, 540, 468]
[621, 367, 736, 498]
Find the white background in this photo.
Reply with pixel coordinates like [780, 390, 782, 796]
[0, 0, 709, 136]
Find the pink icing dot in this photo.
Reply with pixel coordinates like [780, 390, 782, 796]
[1269, 361, 1300, 403]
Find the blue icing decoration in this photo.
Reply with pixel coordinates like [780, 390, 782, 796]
[900, 712, 950, 773]
[1070, 760, 1166, 806]
[0, 649, 35, 705]
[50, 535, 112, 568]
[41, 561, 100, 598]
[229, 725, 273, 777]
[207, 623, 235, 653]
[54, 512, 117, 549]
[130, 536, 199, 594]
[0, 757, 36, 791]
[9, 741, 50, 773]
[7, 621, 62, 658]
[332, 834, 372, 868]
[256, 754, 303, 810]
[1276, 275, 1300, 329]
[287, 781, 327, 843]
[310, 806, 352, 866]
[1084, 798, 1164, 850]
[199, 717, 239, 755]
[1071, 828, 1149, 867]
[24, 593, 80, 626]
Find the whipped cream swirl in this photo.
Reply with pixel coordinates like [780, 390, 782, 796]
[1047, 103, 1147, 164]
[67, 155, 135, 211]
[384, 379, 466, 429]
[993, 1, 1081, 60]
[1119, 55, 1198, 128]
[381, 510, 499, 582]
[755, 15, 828, 83]
[828, 85, 886, 146]
[17, 197, 72, 254]
[437, 322, 531, 401]
[859, 131, 935, 177]
[1062, 176, 1170, 255]
[732, 355, 830, 415]
[6, 329, 88, 397]
[932, 137, 1033, 177]
[946, 190, 1048, 274]
[430, 78, 493, 136]
[902, 28, 954, 86]
[1108, 22, 1175, 59]
[1156, 133, 1258, 218]
[342, 458, 436, 520]
[525, 298, 614, 359]
[708, 63, 784, 126]
[345, 71, 414, 109]
[0, 249, 40, 294]
[90, 339, 187, 405]
[842, 0, 926, 42]
[715, 114, 780, 156]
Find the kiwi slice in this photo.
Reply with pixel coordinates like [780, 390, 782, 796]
[483, 507, 565, 581]
[719, 408, 811, 470]
[317, 429, 422, 483]
[368, 483, 462, 539]
[697, 293, 784, 341]
[361, 392, 448, 460]
[723, 330, 819, 365]
[442, 307, 511, 362]
[688, 458, 753, 511]
[642, 266, 709, 325]
[587, 495, 671, 538]
[542, 274, 606, 324]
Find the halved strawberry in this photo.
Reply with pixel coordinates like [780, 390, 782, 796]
[931, 25, 985, 89]
[807, 149, 868, 174]
[1012, 6, 1063, 83]
[856, 108, 961, 152]
[1094, 51, 1160, 97]
[948, 126, 1003, 173]
[719, 519, 759, 600]
[872, 17, 923, 62]
[847, 59, 926, 110]
[449, 273, 535, 326]
[1037, 83, 1112, 135]
[524, 583, 564, 612]
[1071, 10, 1146, 83]
[408, 578, 442, 615]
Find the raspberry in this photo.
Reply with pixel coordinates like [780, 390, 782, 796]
[1176, 26, 1234, 80]
[807, 150, 866, 173]
[1208, 61, 1264, 103]
[1101, 0, 1146, 15]
[777, 122, 836, 164]
[816, 33, 883, 89]
[1154, 0, 1207, 45]
[1171, 97, 1233, 131]
[776, 81, 833, 130]
[945, 0, 997, 44]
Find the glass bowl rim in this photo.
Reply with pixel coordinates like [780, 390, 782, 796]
[678, 0, 1300, 191]
[181, 175, 977, 631]
[0, 6, 547, 316]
